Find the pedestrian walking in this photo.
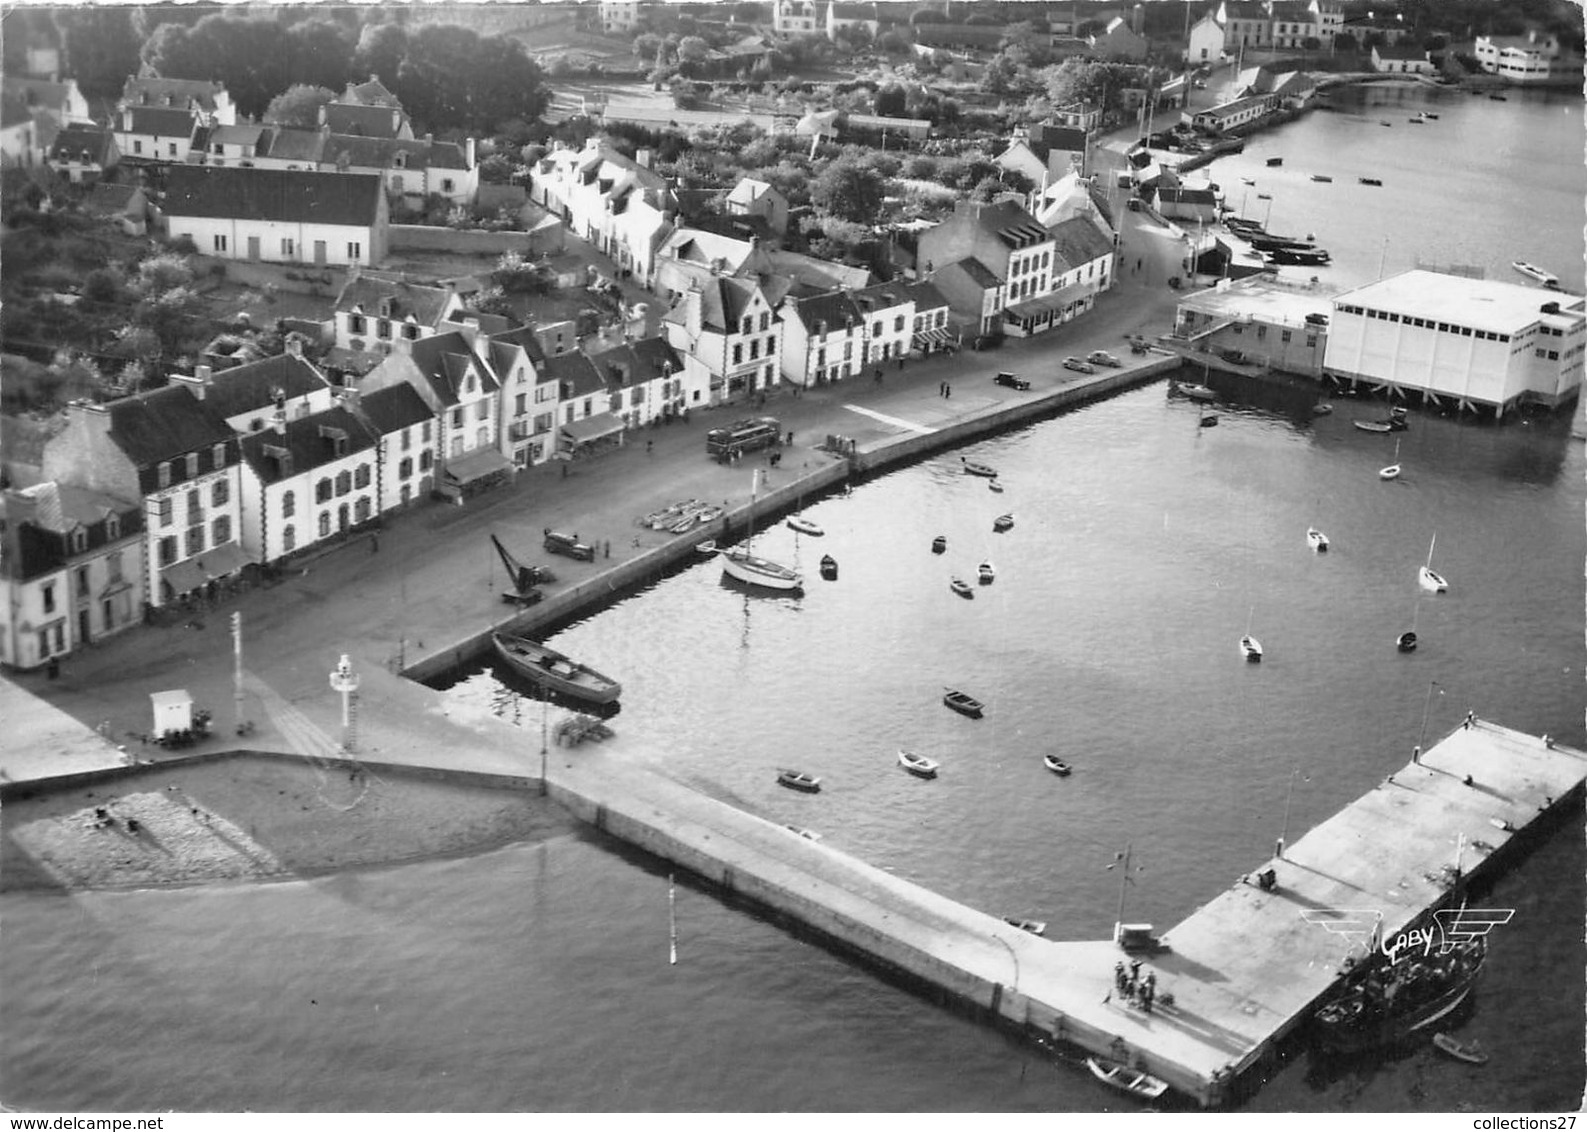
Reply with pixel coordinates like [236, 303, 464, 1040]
[1464, 710, 1475, 730]
[945, 383, 951, 398]
[646, 439, 653, 454]
[1137, 257, 1143, 272]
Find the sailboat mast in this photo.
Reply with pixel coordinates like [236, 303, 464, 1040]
[669, 873, 678, 965]
[1114, 842, 1132, 930]
[1426, 533, 1437, 569]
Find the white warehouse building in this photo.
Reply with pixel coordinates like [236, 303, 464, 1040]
[1323, 270, 1585, 417]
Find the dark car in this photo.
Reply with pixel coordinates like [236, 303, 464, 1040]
[544, 529, 595, 561]
[994, 371, 1031, 390]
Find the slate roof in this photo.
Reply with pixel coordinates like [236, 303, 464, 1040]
[0, 93, 31, 130]
[104, 385, 233, 470]
[335, 273, 457, 326]
[1028, 123, 1088, 161]
[1156, 187, 1218, 205]
[726, 177, 778, 206]
[121, 77, 227, 112]
[974, 200, 1051, 248]
[343, 77, 401, 108]
[487, 326, 549, 369]
[943, 256, 1001, 288]
[209, 123, 267, 148]
[85, 183, 143, 216]
[238, 405, 379, 485]
[324, 134, 468, 172]
[122, 106, 198, 137]
[202, 354, 331, 422]
[542, 350, 604, 397]
[324, 103, 406, 139]
[163, 167, 383, 228]
[49, 124, 115, 165]
[904, 280, 951, 311]
[586, 336, 681, 389]
[359, 383, 433, 435]
[1048, 214, 1115, 267]
[3, 77, 74, 113]
[261, 126, 328, 164]
[407, 331, 499, 407]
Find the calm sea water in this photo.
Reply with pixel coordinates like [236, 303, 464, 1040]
[4, 84, 1583, 1114]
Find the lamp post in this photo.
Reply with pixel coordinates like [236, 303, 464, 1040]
[329, 654, 360, 753]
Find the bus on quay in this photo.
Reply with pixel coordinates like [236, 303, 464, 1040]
[706, 417, 782, 459]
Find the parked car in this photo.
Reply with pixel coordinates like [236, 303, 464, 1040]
[1219, 348, 1247, 364]
[1087, 350, 1122, 368]
[994, 371, 1031, 390]
[1062, 357, 1096, 374]
[544, 529, 596, 561]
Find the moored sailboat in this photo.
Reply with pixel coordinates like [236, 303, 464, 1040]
[722, 470, 802, 591]
[1419, 533, 1448, 592]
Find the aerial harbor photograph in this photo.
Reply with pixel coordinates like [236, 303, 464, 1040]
[0, 0, 1582, 1117]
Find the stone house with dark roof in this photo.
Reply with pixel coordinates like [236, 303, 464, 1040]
[918, 199, 1063, 337]
[358, 331, 511, 498]
[663, 274, 785, 407]
[48, 125, 119, 185]
[321, 100, 414, 141]
[168, 342, 337, 436]
[0, 481, 146, 670]
[321, 132, 478, 207]
[114, 105, 201, 164]
[41, 390, 247, 609]
[357, 382, 437, 510]
[162, 166, 388, 267]
[541, 349, 627, 458]
[585, 335, 684, 431]
[119, 76, 236, 126]
[777, 280, 919, 388]
[236, 400, 381, 564]
[331, 270, 467, 358]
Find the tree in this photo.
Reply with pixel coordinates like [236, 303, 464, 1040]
[140, 15, 291, 119]
[353, 22, 408, 88]
[264, 85, 337, 129]
[467, 285, 517, 319]
[284, 18, 356, 92]
[811, 154, 885, 224]
[671, 76, 705, 109]
[57, 7, 143, 103]
[634, 32, 663, 61]
[394, 24, 551, 135]
[877, 29, 912, 54]
[677, 35, 710, 74]
[874, 84, 907, 117]
[135, 252, 194, 296]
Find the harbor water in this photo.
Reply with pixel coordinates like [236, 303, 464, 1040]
[3, 82, 1583, 1113]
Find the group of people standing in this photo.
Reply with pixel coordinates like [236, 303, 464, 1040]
[1112, 959, 1158, 1013]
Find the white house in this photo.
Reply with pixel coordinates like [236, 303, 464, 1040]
[332, 271, 468, 356]
[1372, 44, 1434, 75]
[359, 331, 513, 498]
[1326, 271, 1585, 416]
[168, 343, 336, 437]
[1475, 31, 1573, 83]
[236, 402, 382, 564]
[47, 125, 118, 184]
[1187, 13, 1227, 63]
[41, 391, 247, 609]
[114, 105, 199, 164]
[725, 177, 790, 237]
[586, 335, 685, 430]
[663, 274, 787, 405]
[321, 134, 478, 207]
[777, 279, 921, 388]
[163, 166, 388, 268]
[531, 140, 676, 287]
[119, 76, 236, 126]
[774, 0, 819, 35]
[0, 483, 145, 671]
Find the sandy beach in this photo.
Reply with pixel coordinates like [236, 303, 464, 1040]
[1, 752, 576, 892]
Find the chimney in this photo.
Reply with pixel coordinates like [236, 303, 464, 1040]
[272, 392, 288, 435]
[425, 132, 433, 146]
[466, 137, 476, 168]
[285, 335, 303, 358]
[636, 147, 652, 169]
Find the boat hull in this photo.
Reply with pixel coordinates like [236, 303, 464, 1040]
[776, 770, 821, 793]
[898, 751, 939, 779]
[1085, 1057, 1169, 1099]
[722, 549, 802, 591]
[944, 692, 983, 718]
[1419, 567, 1448, 593]
[492, 634, 622, 705]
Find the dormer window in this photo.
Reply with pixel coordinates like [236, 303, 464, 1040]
[70, 527, 88, 554]
[212, 442, 226, 468]
[107, 514, 120, 540]
[158, 461, 172, 488]
[185, 452, 199, 479]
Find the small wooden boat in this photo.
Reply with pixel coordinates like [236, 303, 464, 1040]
[776, 768, 821, 793]
[819, 554, 838, 581]
[785, 825, 823, 841]
[1354, 419, 1393, 433]
[694, 539, 719, 557]
[961, 456, 998, 478]
[1240, 634, 1263, 662]
[787, 516, 824, 537]
[992, 514, 1014, 533]
[1266, 156, 1283, 166]
[1174, 380, 1218, 402]
[1307, 527, 1329, 552]
[1311, 174, 1333, 183]
[492, 633, 622, 705]
[1512, 260, 1560, 288]
[1407, 116, 1424, 124]
[950, 577, 974, 599]
[943, 689, 984, 718]
[1432, 1033, 1488, 1064]
[1397, 630, 1418, 652]
[1380, 439, 1403, 480]
[1086, 1056, 1169, 1100]
[1488, 93, 1507, 100]
[1312, 402, 1334, 415]
[898, 749, 940, 779]
[1004, 917, 1047, 936]
[931, 535, 947, 554]
[977, 561, 995, 584]
[1359, 177, 1383, 186]
[1043, 753, 1072, 777]
[989, 479, 1005, 493]
[1380, 119, 1393, 126]
[1199, 412, 1219, 427]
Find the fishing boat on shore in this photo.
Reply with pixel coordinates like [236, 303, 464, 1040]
[1004, 917, 1048, 936]
[1432, 1033, 1489, 1064]
[1511, 260, 1561, 289]
[1085, 1056, 1170, 1100]
[898, 750, 940, 779]
[1043, 753, 1072, 776]
[491, 633, 623, 705]
[962, 456, 999, 478]
[950, 577, 974, 599]
[1397, 630, 1418, 652]
[776, 768, 821, 793]
[943, 688, 984, 718]
[1313, 938, 1486, 1054]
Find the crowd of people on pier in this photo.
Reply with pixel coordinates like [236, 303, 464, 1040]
[1112, 959, 1158, 1013]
